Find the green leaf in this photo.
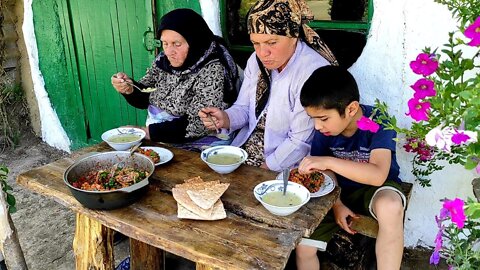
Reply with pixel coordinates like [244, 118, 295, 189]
[6, 193, 16, 207]
[8, 205, 17, 214]
[464, 158, 478, 170]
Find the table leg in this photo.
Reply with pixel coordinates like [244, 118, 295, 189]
[196, 264, 219, 270]
[130, 238, 164, 270]
[73, 213, 114, 270]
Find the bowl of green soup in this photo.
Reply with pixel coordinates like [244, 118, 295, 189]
[200, 146, 248, 174]
[101, 127, 145, 151]
[253, 180, 310, 216]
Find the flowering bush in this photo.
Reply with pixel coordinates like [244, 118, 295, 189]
[430, 197, 480, 269]
[372, 0, 480, 186]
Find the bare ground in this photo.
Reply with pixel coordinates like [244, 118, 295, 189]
[1, 132, 75, 269]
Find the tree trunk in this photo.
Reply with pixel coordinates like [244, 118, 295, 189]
[472, 178, 480, 202]
[0, 191, 27, 270]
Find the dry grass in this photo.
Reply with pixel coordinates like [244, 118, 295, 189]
[0, 1, 29, 152]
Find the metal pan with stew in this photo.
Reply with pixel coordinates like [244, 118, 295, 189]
[63, 151, 155, 210]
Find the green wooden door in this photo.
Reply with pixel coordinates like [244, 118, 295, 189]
[68, 0, 155, 142]
[33, 0, 155, 149]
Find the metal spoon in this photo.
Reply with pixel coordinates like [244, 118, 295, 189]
[207, 114, 229, 141]
[282, 168, 289, 195]
[110, 143, 142, 174]
[122, 80, 144, 92]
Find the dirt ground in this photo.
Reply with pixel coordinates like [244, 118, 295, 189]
[0, 131, 444, 270]
[0, 132, 134, 269]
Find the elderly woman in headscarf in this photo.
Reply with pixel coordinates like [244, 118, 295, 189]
[199, 0, 337, 171]
[111, 8, 239, 144]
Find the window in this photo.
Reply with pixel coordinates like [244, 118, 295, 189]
[220, 0, 372, 68]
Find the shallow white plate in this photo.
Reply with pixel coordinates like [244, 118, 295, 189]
[139, 146, 173, 166]
[276, 171, 335, 198]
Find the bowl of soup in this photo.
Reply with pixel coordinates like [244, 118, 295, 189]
[101, 127, 145, 151]
[253, 180, 310, 216]
[200, 146, 248, 174]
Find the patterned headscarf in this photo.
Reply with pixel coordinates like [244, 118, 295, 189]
[247, 0, 338, 117]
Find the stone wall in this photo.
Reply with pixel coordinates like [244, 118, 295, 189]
[0, 0, 40, 141]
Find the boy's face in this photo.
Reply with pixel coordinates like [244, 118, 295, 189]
[305, 102, 360, 137]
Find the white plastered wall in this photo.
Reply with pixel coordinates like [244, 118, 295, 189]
[22, 0, 71, 152]
[350, 0, 476, 247]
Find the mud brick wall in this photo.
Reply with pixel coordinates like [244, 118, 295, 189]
[0, 0, 20, 83]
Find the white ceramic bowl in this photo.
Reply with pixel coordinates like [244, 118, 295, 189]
[200, 146, 248, 174]
[101, 127, 145, 151]
[253, 180, 310, 216]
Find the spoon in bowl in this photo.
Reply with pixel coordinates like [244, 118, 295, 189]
[109, 143, 142, 175]
[207, 114, 229, 141]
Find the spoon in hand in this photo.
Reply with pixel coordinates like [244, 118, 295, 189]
[207, 114, 229, 141]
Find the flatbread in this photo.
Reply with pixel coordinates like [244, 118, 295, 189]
[172, 187, 214, 219]
[176, 179, 220, 190]
[177, 200, 226, 220]
[186, 183, 230, 210]
[183, 176, 203, 184]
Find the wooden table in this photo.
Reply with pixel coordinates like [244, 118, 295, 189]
[17, 142, 339, 270]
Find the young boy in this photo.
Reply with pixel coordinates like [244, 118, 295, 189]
[296, 66, 406, 270]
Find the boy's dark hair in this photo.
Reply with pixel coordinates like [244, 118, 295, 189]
[300, 66, 360, 116]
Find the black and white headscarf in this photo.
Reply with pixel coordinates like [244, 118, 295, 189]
[156, 8, 239, 104]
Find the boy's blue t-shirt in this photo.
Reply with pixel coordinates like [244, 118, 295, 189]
[310, 104, 401, 189]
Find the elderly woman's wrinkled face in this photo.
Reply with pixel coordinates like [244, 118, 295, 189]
[161, 30, 189, 67]
[250, 33, 298, 72]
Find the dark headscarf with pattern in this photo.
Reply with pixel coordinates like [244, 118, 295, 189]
[156, 8, 239, 104]
[247, 0, 338, 117]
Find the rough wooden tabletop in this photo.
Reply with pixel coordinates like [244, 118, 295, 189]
[17, 142, 340, 270]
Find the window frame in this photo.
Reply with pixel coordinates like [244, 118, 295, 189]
[219, 0, 374, 53]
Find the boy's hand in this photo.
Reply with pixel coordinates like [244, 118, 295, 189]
[298, 156, 331, 174]
[332, 200, 359, 235]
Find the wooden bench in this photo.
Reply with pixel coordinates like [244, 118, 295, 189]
[319, 182, 414, 269]
[350, 182, 414, 238]
[300, 182, 413, 249]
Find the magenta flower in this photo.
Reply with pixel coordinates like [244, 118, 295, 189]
[451, 131, 471, 144]
[464, 16, 480, 46]
[443, 198, 466, 229]
[476, 161, 480, 174]
[410, 53, 439, 76]
[357, 116, 380, 133]
[411, 78, 436, 99]
[406, 98, 430, 121]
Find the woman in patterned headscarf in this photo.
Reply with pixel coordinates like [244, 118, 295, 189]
[199, 0, 337, 170]
[112, 9, 239, 144]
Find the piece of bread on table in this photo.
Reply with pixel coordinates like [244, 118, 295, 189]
[186, 183, 230, 210]
[177, 200, 226, 220]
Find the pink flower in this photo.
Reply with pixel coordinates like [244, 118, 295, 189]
[357, 116, 380, 133]
[476, 162, 480, 174]
[443, 198, 466, 229]
[406, 98, 430, 121]
[434, 229, 443, 250]
[451, 129, 478, 145]
[451, 131, 471, 144]
[411, 78, 436, 99]
[464, 16, 480, 46]
[410, 53, 439, 76]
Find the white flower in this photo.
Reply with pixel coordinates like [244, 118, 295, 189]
[425, 126, 453, 152]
